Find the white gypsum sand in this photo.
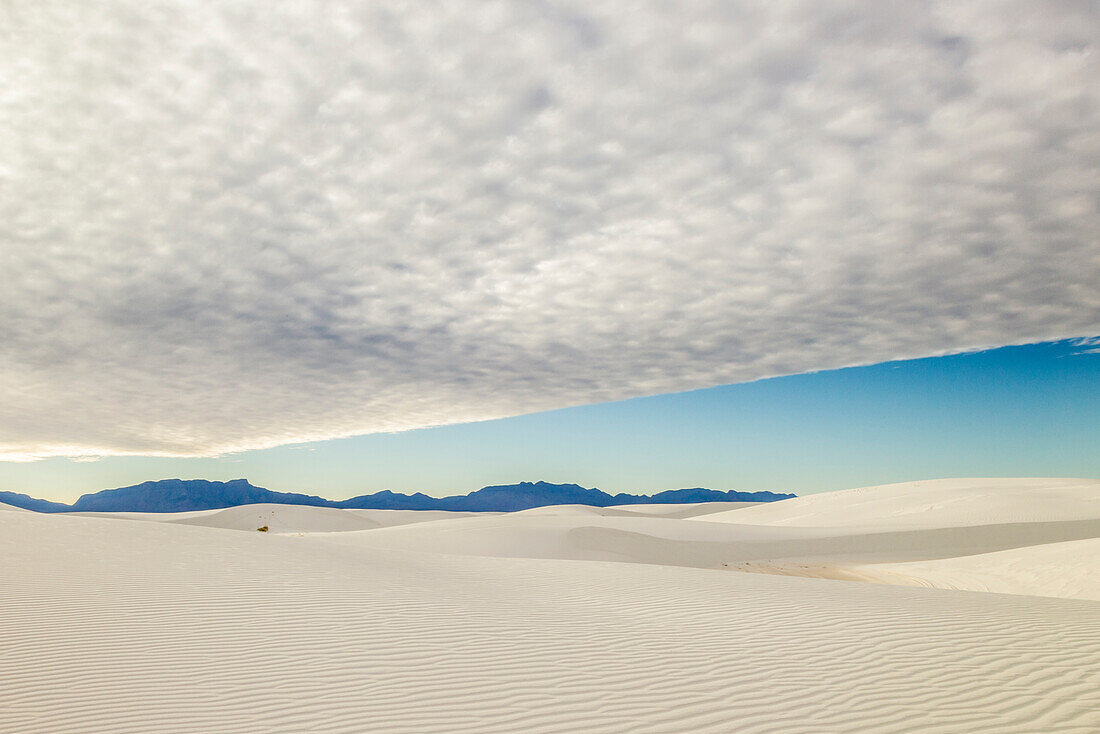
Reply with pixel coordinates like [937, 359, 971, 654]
[845, 536, 1100, 600]
[701, 477, 1100, 530]
[2, 478, 1099, 733]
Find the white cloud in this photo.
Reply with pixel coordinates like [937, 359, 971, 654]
[1, 0, 1098, 459]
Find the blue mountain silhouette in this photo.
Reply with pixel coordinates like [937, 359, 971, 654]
[0, 490, 71, 513]
[5, 478, 793, 514]
[70, 479, 333, 513]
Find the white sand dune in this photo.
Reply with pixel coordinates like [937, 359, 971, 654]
[607, 501, 757, 518]
[74, 504, 488, 533]
[309, 485, 1100, 577]
[308, 509, 837, 565]
[346, 508, 491, 526]
[704, 477, 1100, 530]
[849, 537, 1100, 600]
[174, 503, 384, 533]
[3, 479, 1099, 733]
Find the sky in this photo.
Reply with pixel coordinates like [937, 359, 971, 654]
[3, 338, 1097, 503]
[3, 1, 1099, 464]
[2, 3, 1098, 493]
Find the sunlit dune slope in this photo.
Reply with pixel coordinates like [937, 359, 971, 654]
[704, 478, 1100, 529]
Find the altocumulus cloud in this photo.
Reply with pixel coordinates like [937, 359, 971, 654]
[1, 1, 1098, 460]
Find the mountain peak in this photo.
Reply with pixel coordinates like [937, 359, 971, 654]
[13, 479, 793, 514]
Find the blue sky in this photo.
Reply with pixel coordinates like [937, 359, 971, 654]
[5, 338, 1097, 504]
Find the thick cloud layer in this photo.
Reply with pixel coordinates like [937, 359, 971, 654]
[2, 1, 1098, 460]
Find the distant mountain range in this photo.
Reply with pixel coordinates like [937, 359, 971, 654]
[0, 491, 71, 513]
[1, 479, 794, 514]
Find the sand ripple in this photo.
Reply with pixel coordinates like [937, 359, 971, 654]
[3, 509, 1099, 733]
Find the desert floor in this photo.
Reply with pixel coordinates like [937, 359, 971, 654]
[3, 478, 1099, 733]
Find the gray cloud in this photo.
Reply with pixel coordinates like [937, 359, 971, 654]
[1, 0, 1098, 459]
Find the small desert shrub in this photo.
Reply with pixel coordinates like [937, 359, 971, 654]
[257, 525, 269, 532]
